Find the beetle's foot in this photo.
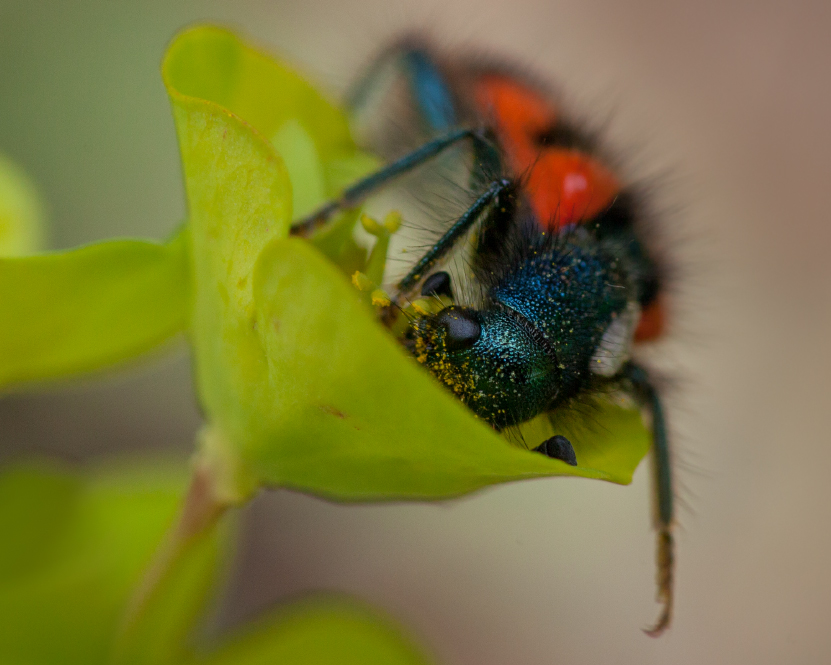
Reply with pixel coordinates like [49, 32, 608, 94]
[533, 435, 577, 466]
[643, 527, 674, 637]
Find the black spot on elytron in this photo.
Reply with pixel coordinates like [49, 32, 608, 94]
[436, 307, 481, 352]
[639, 272, 661, 307]
[421, 271, 453, 298]
[592, 192, 662, 308]
[594, 192, 638, 235]
[533, 434, 577, 466]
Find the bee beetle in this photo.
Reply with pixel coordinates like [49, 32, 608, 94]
[293, 40, 674, 635]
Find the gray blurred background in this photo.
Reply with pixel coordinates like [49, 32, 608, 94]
[2, 0, 830, 662]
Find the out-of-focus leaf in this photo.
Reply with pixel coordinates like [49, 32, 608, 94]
[0, 460, 223, 665]
[0, 153, 45, 256]
[271, 119, 326, 220]
[0, 230, 190, 388]
[0, 465, 81, 585]
[323, 151, 381, 195]
[308, 207, 364, 266]
[163, 25, 650, 502]
[163, 26, 351, 162]
[194, 597, 431, 665]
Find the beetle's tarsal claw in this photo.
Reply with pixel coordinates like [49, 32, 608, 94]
[643, 527, 674, 637]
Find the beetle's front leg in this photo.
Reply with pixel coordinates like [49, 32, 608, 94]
[533, 434, 578, 466]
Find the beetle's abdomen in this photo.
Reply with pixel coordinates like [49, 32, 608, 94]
[472, 74, 619, 228]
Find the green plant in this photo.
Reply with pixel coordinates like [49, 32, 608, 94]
[0, 25, 650, 663]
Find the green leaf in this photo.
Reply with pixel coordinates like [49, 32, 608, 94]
[308, 207, 366, 272]
[0, 464, 81, 586]
[163, 26, 351, 163]
[163, 27, 294, 499]
[194, 597, 431, 665]
[271, 119, 327, 220]
[0, 460, 221, 665]
[163, 25, 650, 502]
[0, 230, 190, 388]
[322, 152, 381, 197]
[0, 152, 45, 256]
[518, 401, 651, 485]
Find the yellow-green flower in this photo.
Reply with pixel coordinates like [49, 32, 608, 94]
[0, 25, 649, 507]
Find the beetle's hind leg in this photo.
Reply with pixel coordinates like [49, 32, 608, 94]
[347, 42, 458, 139]
[622, 361, 674, 637]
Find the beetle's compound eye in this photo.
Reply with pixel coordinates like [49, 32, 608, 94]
[436, 306, 480, 352]
[421, 271, 452, 298]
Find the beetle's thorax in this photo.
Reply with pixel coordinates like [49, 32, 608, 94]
[489, 235, 634, 404]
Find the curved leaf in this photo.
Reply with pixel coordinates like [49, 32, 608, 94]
[0, 231, 190, 388]
[163, 26, 365, 216]
[163, 27, 293, 479]
[246, 238, 648, 497]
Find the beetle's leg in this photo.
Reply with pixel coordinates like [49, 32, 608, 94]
[622, 361, 674, 637]
[291, 128, 493, 236]
[347, 43, 458, 134]
[396, 178, 514, 296]
[295, 42, 501, 238]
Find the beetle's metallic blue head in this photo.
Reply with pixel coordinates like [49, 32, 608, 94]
[410, 305, 561, 428]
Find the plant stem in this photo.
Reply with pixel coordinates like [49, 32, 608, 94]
[114, 455, 230, 657]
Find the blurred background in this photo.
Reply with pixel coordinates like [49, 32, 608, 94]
[2, 0, 830, 662]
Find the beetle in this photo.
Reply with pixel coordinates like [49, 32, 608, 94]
[291, 40, 674, 635]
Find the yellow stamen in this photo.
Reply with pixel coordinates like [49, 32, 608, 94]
[371, 289, 391, 307]
[360, 212, 384, 236]
[383, 210, 402, 233]
[351, 271, 374, 292]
